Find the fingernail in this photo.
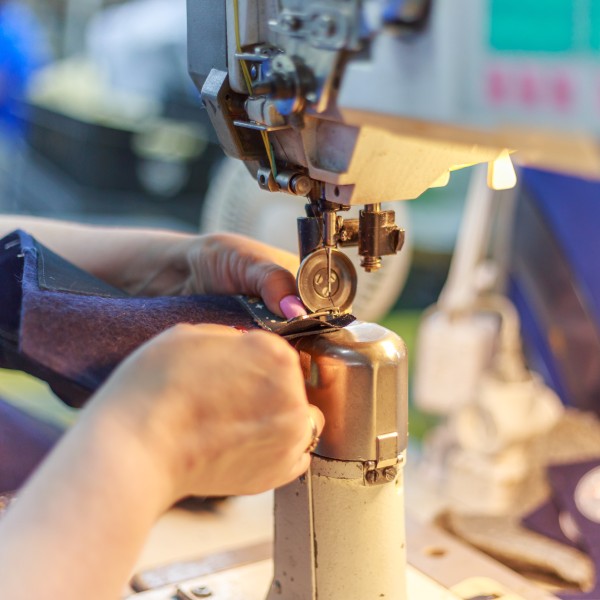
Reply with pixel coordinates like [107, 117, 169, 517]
[280, 295, 307, 320]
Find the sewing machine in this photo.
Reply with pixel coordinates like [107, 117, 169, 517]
[133, 1, 600, 598]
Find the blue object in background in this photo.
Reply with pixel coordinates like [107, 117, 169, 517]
[510, 168, 600, 414]
[382, 0, 432, 29]
[0, 1, 48, 138]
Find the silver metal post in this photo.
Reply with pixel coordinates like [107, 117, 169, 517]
[267, 321, 409, 600]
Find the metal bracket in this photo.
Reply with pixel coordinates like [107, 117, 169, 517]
[377, 432, 400, 469]
[363, 450, 404, 487]
[364, 460, 398, 487]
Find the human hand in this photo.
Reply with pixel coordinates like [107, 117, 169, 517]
[124, 232, 307, 318]
[174, 233, 307, 318]
[90, 323, 324, 500]
[0, 218, 307, 319]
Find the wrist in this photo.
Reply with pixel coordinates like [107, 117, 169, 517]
[80, 398, 182, 513]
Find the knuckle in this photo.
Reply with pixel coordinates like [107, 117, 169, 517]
[257, 334, 299, 368]
[164, 322, 197, 341]
[205, 232, 239, 251]
[243, 330, 278, 354]
[264, 266, 295, 284]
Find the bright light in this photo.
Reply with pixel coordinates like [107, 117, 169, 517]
[487, 150, 517, 190]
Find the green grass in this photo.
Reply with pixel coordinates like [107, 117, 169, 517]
[0, 369, 76, 429]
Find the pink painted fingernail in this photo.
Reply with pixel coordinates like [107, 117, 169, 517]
[280, 295, 307, 320]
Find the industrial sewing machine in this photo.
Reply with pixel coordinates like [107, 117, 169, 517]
[132, 1, 600, 599]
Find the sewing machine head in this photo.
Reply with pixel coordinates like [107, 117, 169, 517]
[188, 0, 600, 314]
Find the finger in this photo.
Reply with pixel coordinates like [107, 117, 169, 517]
[239, 237, 299, 274]
[288, 452, 312, 482]
[182, 323, 243, 337]
[280, 295, 308, 320]
[250, 263, 301, 317]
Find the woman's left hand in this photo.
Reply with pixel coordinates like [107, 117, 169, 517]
[127, 232, 307, 318]
[0, 217, 307, 318]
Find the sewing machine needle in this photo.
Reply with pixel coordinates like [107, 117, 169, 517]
[326, 246, 333, 300]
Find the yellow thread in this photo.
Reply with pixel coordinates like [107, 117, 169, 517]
[233, 0, 278, 177]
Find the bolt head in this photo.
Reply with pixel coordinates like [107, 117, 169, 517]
[384, 467, 398, 482]
[191, 586, 213, 598]
[366, 470, 380, 484]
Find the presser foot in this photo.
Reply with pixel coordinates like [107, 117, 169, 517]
[296, 247, 357, 314]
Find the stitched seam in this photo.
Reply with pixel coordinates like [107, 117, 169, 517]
[38, 243, 46, 289]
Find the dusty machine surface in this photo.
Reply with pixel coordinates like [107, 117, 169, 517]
[175, 1, 595, 598]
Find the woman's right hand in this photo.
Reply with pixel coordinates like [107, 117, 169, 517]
[90, 324, 325, 502]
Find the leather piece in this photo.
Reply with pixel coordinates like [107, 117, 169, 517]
[36, 240, 128, 298]
[0, 232, 24, 340]
[236, 296, 356, 340]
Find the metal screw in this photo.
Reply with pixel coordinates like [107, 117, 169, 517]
[191, 586, 213, 598]
[384, 466, 397, 482]
[366, 470, 380, 484]
[250, 64, 259, 80]
[361, 256, 382, 273]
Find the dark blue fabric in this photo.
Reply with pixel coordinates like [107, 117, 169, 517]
[0, 398, 62, 493]
[548, 460, 600, 600]
[510, 171, 600, 414]
[0, 231, 23, 338]
[521, 169, 600, 329]
[522, 499, 578, 549]
[0, 230, 258, 407]
[509, 276, 570, 405]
